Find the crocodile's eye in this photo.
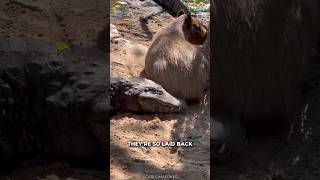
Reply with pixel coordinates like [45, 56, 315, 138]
[144, 87, 163, 95]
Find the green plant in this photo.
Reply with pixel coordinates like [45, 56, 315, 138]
[56, 42, 70, 53]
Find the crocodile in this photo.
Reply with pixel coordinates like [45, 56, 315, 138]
[110, 75, 186, 115]
[0, 38, 185, 165]
[153, 0, 191, 16]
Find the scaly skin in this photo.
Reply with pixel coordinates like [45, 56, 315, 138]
[110, 75, 186, 114]
[0, 38, 186, 164]
[153, 0, 191, 16]
[0, 38, 108, 162]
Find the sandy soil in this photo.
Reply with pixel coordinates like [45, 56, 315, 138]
[0, 0, 107, 49]
[110, 1, 210, 179]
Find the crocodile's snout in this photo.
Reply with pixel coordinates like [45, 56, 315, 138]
[137, 78, 187, 113]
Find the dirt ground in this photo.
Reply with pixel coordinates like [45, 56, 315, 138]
[110, 1, 320, 180]
[0, 0, 107, 49]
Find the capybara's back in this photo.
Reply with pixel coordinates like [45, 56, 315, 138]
[144, 11, 208, 102]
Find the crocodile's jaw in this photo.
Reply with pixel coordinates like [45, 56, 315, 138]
[136, 78, 187, 113]
[138, 93, 186, 113]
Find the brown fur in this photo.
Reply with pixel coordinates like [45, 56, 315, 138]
[211, 0, 319, 134]
[143, 11, 208, 102]
[201, 25, 210, 61]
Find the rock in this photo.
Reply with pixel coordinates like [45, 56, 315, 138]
[112, 37, 130, 44]
[110, 24, 120, 39]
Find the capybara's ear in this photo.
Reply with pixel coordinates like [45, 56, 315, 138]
[177, 9, 186, 17]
